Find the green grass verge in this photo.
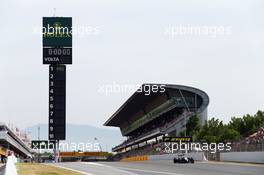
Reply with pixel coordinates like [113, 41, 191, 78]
[16, 163, 84, 175]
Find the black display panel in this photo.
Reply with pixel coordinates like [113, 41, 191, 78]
[42, 17, 72, 65]
[43, 17, 72, 47]
[43, 47, 72, 64]
[49, 65, 66, 140]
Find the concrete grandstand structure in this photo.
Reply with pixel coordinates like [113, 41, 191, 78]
[104, 84, 209, 154]
[0, 123, 32, 162]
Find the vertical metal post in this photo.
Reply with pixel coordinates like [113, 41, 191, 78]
[195, 93, 197, 112]
[57, 140, 60, 162]
[178, 89, 189, 136]
[38, 125, 40, 140]
[55, 140, 60, 163]
[38, 125, 40, 162]
[54, 141, 56, 163]
[185, 113, 186, 136]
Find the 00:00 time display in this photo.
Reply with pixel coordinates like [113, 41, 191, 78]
[48, 48, 71, 55]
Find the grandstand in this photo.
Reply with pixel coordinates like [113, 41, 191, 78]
[104, 84, 209, 156]
[0, 123, 32, 162]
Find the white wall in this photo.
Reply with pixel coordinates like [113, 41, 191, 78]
[220, 152, 264, 163]
[5, 155, 18, 175]
[149, 152, 206, 161]
[147, 152, 264, 163]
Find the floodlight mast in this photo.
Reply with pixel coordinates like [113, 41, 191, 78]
[38, 125, 40, 162]
[53, 8, 56, 17]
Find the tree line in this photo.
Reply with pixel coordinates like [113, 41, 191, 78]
[183, 110, 264, 143]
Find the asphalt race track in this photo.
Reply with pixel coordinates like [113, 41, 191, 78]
[54, 160, 264, 175]
[0, 164, 5, 175]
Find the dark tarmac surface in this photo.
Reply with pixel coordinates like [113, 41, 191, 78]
[54, 160, 264, 175]
[0, 164, 5, 175]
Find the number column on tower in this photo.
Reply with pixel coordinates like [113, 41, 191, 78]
[49, 64, 66, 140]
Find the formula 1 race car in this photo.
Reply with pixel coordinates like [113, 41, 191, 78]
[173, 154, 194, 163]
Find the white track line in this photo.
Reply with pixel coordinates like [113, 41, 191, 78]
[83, 162, 139, 175]
[47, 164, 93, 175]
[204, 161, 264, 168]
[83, 162, 184, 175]
[114, 167, 184, 175]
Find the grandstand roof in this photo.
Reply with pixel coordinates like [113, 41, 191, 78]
[104, 84, 209, 127]
[0, 123, 32, 157]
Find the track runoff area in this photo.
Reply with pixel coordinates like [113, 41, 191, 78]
[53, 160, 264, 175]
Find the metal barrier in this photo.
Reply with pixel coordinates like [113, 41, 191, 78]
[230, 142, 264, 152]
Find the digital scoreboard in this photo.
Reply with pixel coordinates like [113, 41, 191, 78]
[49, 65, 66, 140]
[43, 47, 72, 64]
[43, 17, 72, 64]
[43, 17, 72, 143]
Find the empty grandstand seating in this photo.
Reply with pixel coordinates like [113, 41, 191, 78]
[105, 84, 209, 160]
